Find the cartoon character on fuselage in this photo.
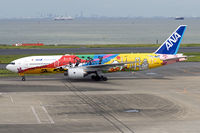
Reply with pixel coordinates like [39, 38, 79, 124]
[6, 25, 187, 81]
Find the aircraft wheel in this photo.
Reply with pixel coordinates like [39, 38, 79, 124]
[91, 75, 96, 80]
[102, 76, 108, 81]
[91, 75, 101, 81]
[91, 75, 100, 81]
[22, 76, 26, 81]
[91, 75, 107, 81]
[95, 76, 101, 81]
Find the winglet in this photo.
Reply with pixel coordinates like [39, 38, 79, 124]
[154, 25, 187, 55]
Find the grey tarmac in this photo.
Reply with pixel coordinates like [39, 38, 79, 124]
[0, 62, 200, 133]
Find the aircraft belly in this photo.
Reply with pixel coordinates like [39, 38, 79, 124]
[23, 68, 65, 74]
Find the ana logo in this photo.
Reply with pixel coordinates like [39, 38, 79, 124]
[165, 32, 181, 51]
[35, 59, 42, 61]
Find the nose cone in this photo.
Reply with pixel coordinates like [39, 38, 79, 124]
[6, 64, 17, 73]
[6, 64, 12, 71]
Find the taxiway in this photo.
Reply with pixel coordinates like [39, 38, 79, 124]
[0, 47, 199, 55]
[0, 62, 200, 133]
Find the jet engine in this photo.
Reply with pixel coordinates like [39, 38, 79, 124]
[67, 68, 87, 79]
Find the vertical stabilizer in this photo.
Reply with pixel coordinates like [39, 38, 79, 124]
[155, 25, 187, 55]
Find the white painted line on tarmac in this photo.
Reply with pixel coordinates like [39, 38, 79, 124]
[146, 72, 157, 75]
[41, 106, 55, 124]
[9, 96, 14, 104]
[31, 106, 41, 124]
[108, 77, 137, 79]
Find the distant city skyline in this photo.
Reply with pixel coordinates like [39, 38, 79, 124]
[0, 0, 199, 18]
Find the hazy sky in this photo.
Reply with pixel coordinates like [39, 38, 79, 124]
[0, 0, 199, 18]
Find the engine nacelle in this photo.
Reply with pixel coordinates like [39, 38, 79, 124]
[67, 68, 87, 79]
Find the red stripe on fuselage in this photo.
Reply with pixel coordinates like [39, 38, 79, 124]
[20, 55, 87, 73]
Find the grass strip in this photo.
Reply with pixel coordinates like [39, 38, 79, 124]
[0, 69, 18, 77]
[184, 52, 200, 62]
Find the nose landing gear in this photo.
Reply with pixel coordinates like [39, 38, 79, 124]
[21, 76, 26, 81]
[19, 73, 26, 81]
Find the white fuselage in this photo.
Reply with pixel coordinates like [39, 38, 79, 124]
[6, 55, 62, 73]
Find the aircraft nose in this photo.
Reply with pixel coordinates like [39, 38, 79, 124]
[6, 64, 16, 72]
[6, 64, 11, 71]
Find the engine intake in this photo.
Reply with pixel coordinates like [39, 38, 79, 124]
[67, 68, 87, 79]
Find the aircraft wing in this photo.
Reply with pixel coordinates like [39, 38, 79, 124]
[83, 62, 135, 71]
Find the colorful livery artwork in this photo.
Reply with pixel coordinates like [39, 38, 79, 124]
[6, 25, 187, 81]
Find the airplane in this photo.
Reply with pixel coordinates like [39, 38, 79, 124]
[6, 25, 187, 81]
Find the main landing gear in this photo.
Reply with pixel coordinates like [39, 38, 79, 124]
[91, 72, 107, 81]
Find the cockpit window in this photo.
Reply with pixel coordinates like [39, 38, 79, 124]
[9, 62, 15, 65]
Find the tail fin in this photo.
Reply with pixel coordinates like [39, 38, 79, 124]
[154, 25, 187, 55]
